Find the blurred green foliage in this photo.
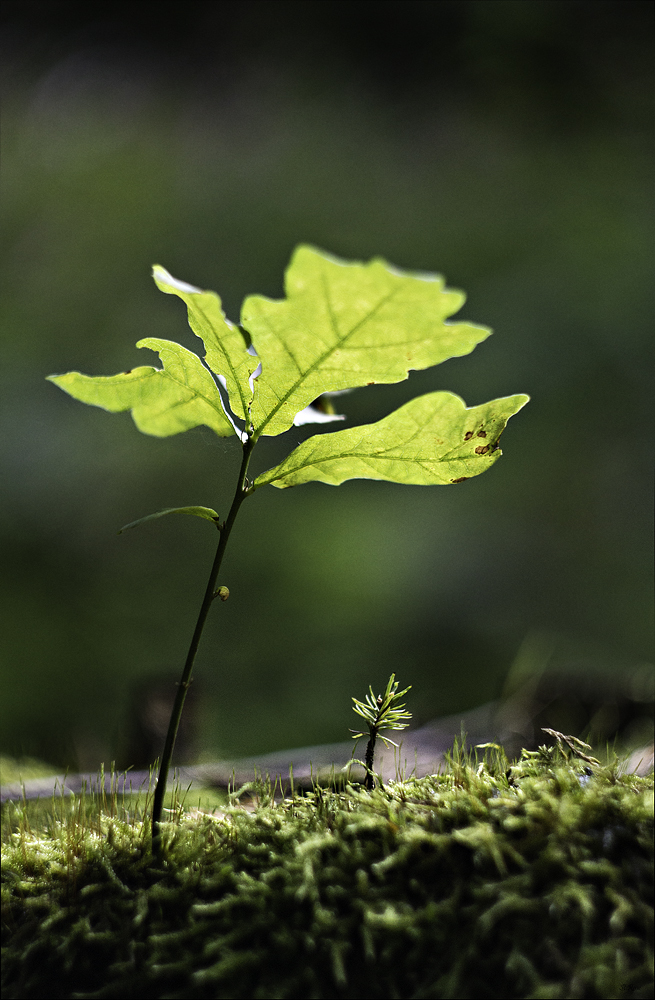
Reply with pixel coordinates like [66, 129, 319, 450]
[1, 2, 653, 770]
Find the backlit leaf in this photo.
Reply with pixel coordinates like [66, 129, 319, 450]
[47, 338, 234, 438]
[152, 266, 258, 424]
[118, 506, 220, 533]
[242, 245, 491, 438]
[48, 248, 528, 494]
[254, 392, 529, 489]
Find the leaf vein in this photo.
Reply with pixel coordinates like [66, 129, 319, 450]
[256, 266, 400, 435]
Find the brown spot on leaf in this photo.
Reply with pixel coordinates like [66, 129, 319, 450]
[464, 431, 474, 441]
[367, 381, 375, 386]
[477, 430, 487, 437]
[451, 477, 468, 483]
[475, 445, 489, 455]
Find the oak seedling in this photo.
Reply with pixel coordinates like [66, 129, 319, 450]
[48, 245, 528, 848]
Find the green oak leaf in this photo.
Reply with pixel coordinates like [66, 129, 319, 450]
[118, 506, 220, 533]
[242, 245, 491, 438]
[152, 266, 258, 425]
[253, 392, 529, 489]
[47, 338, 234, 438]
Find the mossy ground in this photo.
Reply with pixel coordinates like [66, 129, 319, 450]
[1, 746, 653, 999]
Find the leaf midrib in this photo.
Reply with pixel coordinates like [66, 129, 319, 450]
[124, 359, 228, 428]
[156, 368, 228, 425]
[252, 268, 401, 437]
[263, 446, 480, 484]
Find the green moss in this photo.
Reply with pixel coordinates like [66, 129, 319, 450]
[2, 749, 653, 999]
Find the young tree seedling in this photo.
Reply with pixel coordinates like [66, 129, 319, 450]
[350, 674, 412, 790]
[48, 245, 529, 850]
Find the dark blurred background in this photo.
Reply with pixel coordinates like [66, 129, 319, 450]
[1, 0, 653, 771]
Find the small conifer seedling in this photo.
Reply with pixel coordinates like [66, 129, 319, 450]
[48, 245, 529, 848]
[350, 674, 412, 789]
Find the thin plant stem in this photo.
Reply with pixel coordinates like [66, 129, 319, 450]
[152, 437, 255, 850]
[364, 725, 378, 791]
